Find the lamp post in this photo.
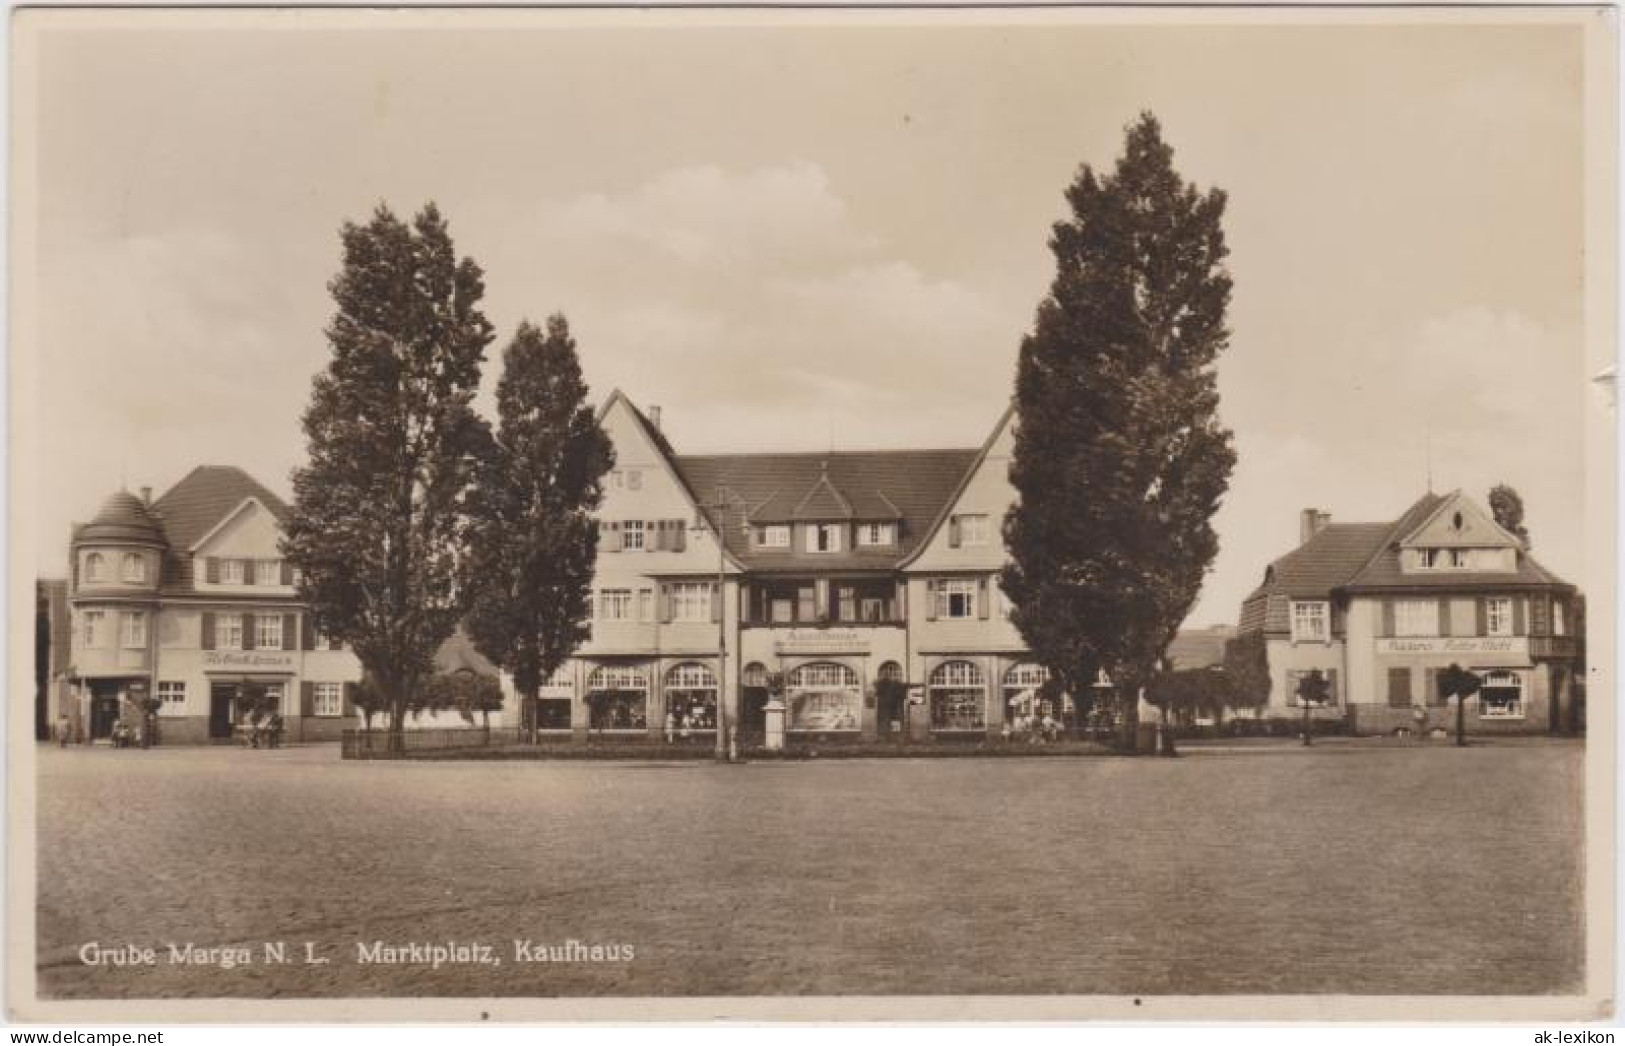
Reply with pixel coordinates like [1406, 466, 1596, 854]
[694, 486, 747, 763]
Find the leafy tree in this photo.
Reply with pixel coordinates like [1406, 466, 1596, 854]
[283, 203, 495, 750]
[1003, 112, 1236, 752]
[1294, 669, 1330, 746]
[1437, 662, 1483, 748]
[421, 671, 506, 728]
[463, 317, 613, 741]
[1222, 632, 1272, 715]
[1488, 484, 1530, 546]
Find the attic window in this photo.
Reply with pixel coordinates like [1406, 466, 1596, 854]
[1451, 511, 1464, 532]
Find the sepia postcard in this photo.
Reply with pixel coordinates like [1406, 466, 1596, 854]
[6, 5, 1617, 1024]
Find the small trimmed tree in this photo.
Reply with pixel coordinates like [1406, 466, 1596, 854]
[1295, 669, 1330, 746]
[463, 316, 613, 742]
[1437, 662, 1483, 747]
[1223, 632, 1272, 719]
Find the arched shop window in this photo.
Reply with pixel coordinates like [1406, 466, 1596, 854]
[1479, 670, 1524, 719]
[586, 664, 649, 731]
[1003, 662, 1053, 723]
[664, 662, 718, 733]
[878, 661, 904, 684]
[787, 661, 861, 732]
[930, 660, 987, 731]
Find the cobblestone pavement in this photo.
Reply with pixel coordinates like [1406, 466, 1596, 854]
[35, 741, 1584, 999]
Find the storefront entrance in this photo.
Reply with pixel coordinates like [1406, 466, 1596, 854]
[88, 683, 121, 741]
[209, 683, 235, 740]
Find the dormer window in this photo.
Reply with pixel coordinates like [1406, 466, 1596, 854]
[120, 553, 146, 583]
[85, 552, 106, 582]
[856, 523, 894, 547]
[220, 558, 244, 584]
[806, 523, 843, 554]
[757, 525, 791, 549]
[950, 514, 991, 548]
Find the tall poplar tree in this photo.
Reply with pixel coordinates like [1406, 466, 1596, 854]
[283, 203, 494, 746]
[463, 316, 613, 738]
[1003, 113, 1236, 751]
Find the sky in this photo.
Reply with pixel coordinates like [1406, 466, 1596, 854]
[21, 11, 1603, 626]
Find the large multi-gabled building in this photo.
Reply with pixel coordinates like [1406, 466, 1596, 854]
[557, 389, 1054, 744]
[1237, 490, 1583, 734]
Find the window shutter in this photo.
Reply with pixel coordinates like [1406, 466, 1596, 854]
[205, 557, 220, 584]
[242, 559, 256, 585]
[1513, 598, 1527, 636]
[300, 614, 315, 651]
[673, 521, 686, 552]
[895, 579, 908, 622]
[281, 614, 296, 650]
[925, 580, 938, 622]
[646, 521, 659, 552]
[1423, 667, 1439, 708]
[1327, 669, 1340, 705]
[600, 521, 622, 553]
[948, 517, 962, 548]
[342, 682, 357, 717]
[711, 584, 723, 623]
[201, 612, 216, 650]
[977, 577, 990, 620]
[659, 585, 673, 624]
[1434, 598, 1449, 636]
[1387, 666, 1411, 708]
[300, 681, 314, 717]
[1286, 670, 1301, 707]
[1381, 601, 1395, 638]
[814, 580, 829, 621]
[1476, 599, 1488, 636]
[280, 561, 293, 585]
[739, 584, 752, 624]
[241, 614, 256, 650]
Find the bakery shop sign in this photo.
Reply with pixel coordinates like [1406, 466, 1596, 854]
[203, 651, 296, 670]
[1375, 638, 1525, 656]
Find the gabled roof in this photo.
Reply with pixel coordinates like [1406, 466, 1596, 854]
[434, 627, 500, 678]
[789, 467, 855, 521]
[151, 466, 291, 551]
[675, 448, 978, 571]
[1166, 625, 1237, 671]
[897, 400, 1017, 569]
[1244, 490, 1574, 608]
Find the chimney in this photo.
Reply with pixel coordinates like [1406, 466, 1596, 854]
[647, 405, 662, 432]
[139, 486, 152, 507]
[1300, 508, 1330, 545]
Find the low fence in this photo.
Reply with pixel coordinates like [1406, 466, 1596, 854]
[341, 727, 726, 759]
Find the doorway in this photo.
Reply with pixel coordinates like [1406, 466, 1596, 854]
[209, 683, 235, 740]
[89, 683, 120, 741]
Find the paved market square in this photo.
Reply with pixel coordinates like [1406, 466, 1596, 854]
[36, 740, 1584, 999]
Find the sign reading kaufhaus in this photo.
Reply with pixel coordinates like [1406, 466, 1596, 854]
[202, 651, 298, 670]
[1374, 637, 1527, 656]
[773, 630, 871, 655]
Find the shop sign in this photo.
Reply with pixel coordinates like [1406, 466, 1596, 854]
[1375, 637, 1526, 656]
[774, 630, 870, 655]
[204, 651, 297, 671]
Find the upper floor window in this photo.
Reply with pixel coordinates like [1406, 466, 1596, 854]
[312, 682, 343, 717]
[1485, 597, 1513, 637]
[1290, 600, 1329, 642]
[1553, 600, 1567, 636]
[218, 615, 244, 650]
[85, 553, 106, 582]
[671, 582, 713, 622]
[806, 523, 843, 554]
[626, 470, 643, 491]
[121, 611, 147, 649]
[1448, 549, 1472, 569]
[598, 589, 634, 621]
[935, 578, 979, 619]
[951, 514, 991, 548]
[82, 610, 105, 648]
[856, 523, 894, 547]
[220, 558, 245, 584]
[255, 615, 284, 651]
[258, 559, 283, 584]
[1394, 599, 1439, 637]
[758, 525, 791, 549]
[120, 553, 146, 583]
[622, 521, 646, 552]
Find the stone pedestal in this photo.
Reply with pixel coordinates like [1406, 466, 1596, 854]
[764, 699, 786, 751]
